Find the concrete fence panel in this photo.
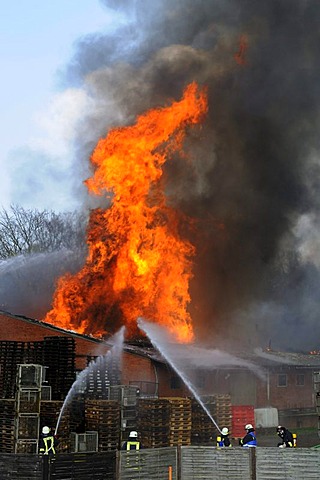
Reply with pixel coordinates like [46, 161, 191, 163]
[180, 446, 252, 480]
[256, 448, 320, 480]
[119, 447, 177, 480]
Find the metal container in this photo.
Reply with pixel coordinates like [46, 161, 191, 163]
[17, 364, 43, 388]
[70, 431, 98, 452]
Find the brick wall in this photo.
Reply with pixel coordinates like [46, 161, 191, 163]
[0, 312, 156, 386]
[256, 367, 315, 409]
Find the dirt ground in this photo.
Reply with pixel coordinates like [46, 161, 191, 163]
[237, 427, 320, 448]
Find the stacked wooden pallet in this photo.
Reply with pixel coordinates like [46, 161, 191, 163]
[0, 341, 25, 398]
[138, 397, 192, 448]
[213, 394, 232, 434]
[191, 399, 217, 445]
[85, 399, 120, 451]
[68, 394, 86, 434]
[167, 397, 192, 446]
[0, 399, 15, 453]
[21, 341, 44, 365]
[43, 337, 76, 400]
[40, 400, 70, 452]
[85, 356, 121, 399]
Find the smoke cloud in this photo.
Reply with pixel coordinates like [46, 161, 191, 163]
[4, 0, 320, 351]
[0, 249, 85, 320]
[58, 0, 320, 351]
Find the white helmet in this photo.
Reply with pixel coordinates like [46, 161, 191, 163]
[245, 424, 253, 430]
[221, 427, 229, 435]
[129, 431, 138, 438]
[42, 426, 50, 434]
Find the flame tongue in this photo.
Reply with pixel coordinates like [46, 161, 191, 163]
[45, 82, 208, 343]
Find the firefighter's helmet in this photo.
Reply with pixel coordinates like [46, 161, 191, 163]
[42, 426, 50, 434]
[129, 431, 138, 438]
[245, 424, 253, 430]
[221, 427, 229, 435]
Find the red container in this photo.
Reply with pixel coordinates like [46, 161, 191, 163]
[231, 405, 255, 438]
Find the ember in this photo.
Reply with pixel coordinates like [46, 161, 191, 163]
[44, 83, 208, 343]
[234, 34, 248, 66]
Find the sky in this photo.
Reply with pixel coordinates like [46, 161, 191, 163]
[0, 0, 120, 212]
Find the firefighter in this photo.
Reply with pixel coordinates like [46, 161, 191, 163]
[276, 425, 294, 448]
[240, 424, 257, 447]
[121, 431, 143, 450]
[39, 426, 59, 455]
[216, 427, 232, 447]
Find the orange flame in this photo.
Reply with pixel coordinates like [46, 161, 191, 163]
[44, 82, 208, 343]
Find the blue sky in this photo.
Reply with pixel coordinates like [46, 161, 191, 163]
[0, 0, 119, 211]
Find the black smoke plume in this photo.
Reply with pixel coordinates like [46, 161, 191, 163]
[11, 1, 320, 351]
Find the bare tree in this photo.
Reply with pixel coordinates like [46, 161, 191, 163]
[0, 205, 87, 259]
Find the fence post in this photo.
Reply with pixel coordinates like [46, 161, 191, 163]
[177, 446, 181, 480]
[42, 455, 49, 480]
[116, 450, 120, 480]
[249, 448, 256, 480]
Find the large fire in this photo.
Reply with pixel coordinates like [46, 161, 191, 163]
[44, 82, 208, 343]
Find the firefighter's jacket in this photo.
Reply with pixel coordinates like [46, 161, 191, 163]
[121, 440, 142, 451]
[241, 431, 257, 447]
[216, 435, 232, 447]
[278, 428, 294, 447]
[39, 434, 58, 455]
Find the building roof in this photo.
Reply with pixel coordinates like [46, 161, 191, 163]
[1, 309, 320, 368]
[242, 348, 320, 368]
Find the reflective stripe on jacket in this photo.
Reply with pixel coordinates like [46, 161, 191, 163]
[126, 441, 140, 451]
[40, 436, 56, 455]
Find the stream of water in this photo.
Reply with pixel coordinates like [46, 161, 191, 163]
[137, 317, 222, 434]
[55, 326, 125, 435]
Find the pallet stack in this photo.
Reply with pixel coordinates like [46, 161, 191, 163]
[0, 337, 76, 401]
[85, 399, 121, 451]
[0, 341, 25, 398]
[43, 337, 76, 400]
[109, 385, 139, 442]
[85, 355, 121, 399]
[0, 399, 15, 453]
[213, 394, 232, 434]
[40, 400, 70, 452]
[15, 364, 42, 454]
[191, 399, 217, 445]
[138, 397, 192, 448]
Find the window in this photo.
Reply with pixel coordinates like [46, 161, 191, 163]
[170, 376, 182, 389]
[278, 374, 287, 387]
[296, 374, 305, 386]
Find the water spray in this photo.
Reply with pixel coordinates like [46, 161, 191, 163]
[137, 317, 222, 434]
[55, 326, 125, 436]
